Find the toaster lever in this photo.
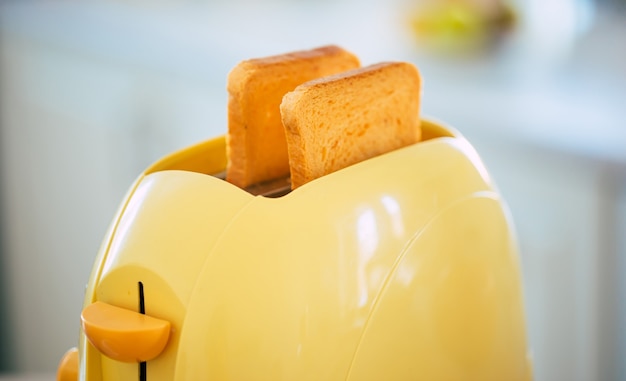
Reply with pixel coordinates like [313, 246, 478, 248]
[81, 301, 171, 363]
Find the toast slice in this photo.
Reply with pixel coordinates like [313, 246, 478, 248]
[280, 61, 422, 189]
[226, 45, 360, 188]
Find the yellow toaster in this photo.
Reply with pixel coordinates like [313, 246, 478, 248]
[57, 119, 532, 380]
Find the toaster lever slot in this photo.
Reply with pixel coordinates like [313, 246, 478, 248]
[139, 282, 147, 381]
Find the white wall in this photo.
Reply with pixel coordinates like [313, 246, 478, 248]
[616, 177, 626, 381]
[475, 140, 613, 381]
[0, 29, 227, 372]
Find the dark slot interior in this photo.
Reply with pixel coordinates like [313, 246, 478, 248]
[139, 282, 147, 381]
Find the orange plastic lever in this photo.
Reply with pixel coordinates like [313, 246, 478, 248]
[81, 301, 170, 363]
[56, 347, 78, 381]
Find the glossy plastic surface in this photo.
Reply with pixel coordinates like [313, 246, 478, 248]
[81, 301, 170, 363]
[57, 348, 78, 381]
[63, 120, 532, 380]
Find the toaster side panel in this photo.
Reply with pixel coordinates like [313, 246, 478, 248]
[345, 193, 532, 381]
[80, 170, 254, 381]
[171, 132, 508, 380]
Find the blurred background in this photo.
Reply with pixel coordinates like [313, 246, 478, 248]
[0, 0, 625, 379]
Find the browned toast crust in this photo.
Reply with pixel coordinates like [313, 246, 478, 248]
[226, 45, 360, 188]
[280, 61, 422, 189]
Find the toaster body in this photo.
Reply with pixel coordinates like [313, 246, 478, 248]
[58, 120, 532, 380]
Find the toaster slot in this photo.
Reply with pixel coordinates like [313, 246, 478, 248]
[243, 176, 292, 198]
[212, 170, 292, 198]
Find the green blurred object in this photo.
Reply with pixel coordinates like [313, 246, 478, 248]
[409, 0, 517, 55]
